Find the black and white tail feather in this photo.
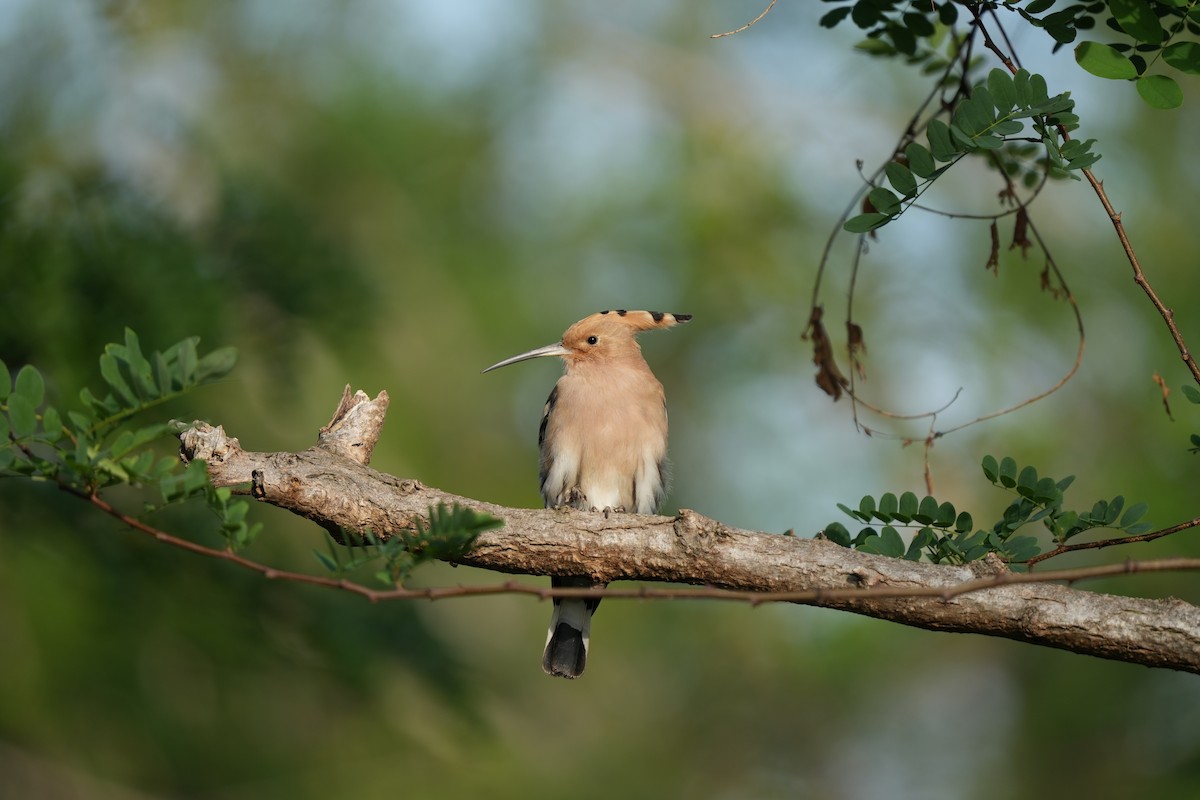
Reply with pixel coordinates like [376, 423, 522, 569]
[542, 575, 600, 678]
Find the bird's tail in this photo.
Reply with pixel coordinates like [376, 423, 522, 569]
[542, 577, 602, 679]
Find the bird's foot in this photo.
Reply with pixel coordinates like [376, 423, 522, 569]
[601, 505, 627, 519]
[552, 487, 587, 511]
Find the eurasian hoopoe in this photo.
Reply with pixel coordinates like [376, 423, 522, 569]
[484, 309, 692, 678]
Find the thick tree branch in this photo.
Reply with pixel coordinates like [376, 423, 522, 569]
[177, 388, 1200, 674]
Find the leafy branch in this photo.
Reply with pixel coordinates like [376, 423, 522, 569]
[315, 504, 504, 586]
[846, 67, 1095, 234]
[1, 332, 501, 594]
[825, 455, 1161, 567]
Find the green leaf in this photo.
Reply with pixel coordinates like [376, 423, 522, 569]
[1016, 465, 1039, 498]
[1183, 385, 1200, 404]
[160, 459, 211, 502]
[901, 11, 935, 37]
[1075, 41, 1138, 79]
[99, 353, 137, 406]
[887, 24, 916, 56]
[1033, 477, 1060, 503]
[79, 386, 116, 416]
[1029, 72, 1050, 104]
[14, 365, 45, 406]
[41, 406, 63, 443]
[1105, 496, 1125, 525]
[1002, 500, 1034, 530]
[949, 123, 975, 150]
[857, 533, 882, 554]
[1044, 15, 1078, 44]
[955, 512, 974, 533]
[988, 69, 1017, 112]
[68, 410, 95, 435]
[981, 454, 999, 482]
[179, 338, 198, 386]
[195, 346, 239, 384]
[224, 501, 249, 526]
[0, 358, 9, 400]
[916, 495, 940, 525]
[878, 526, 906, 558]
[965, 87, 997, 133]
[153, 351, 173, 395]
[973, 134, 1004, 150]
[878, 492, 899, 519]
[853, 527, 878, 547]
[906, 527, 935, 560]
[128, 422, 176, 450]
[7, 394, 37, 437]
[1163, 42, 1200, 76]
[926, 119, 958, 161]
[123, 328, 158, 400]
[313, 549, 340, 572]
[867, 187, 902, 216]
[837, 502, 870, 523]
[1028, 505, 1054, 524]
[844, 213, 891, 233]
[932, 502, 956, 527]
[898, 491, 919, 520]
[1120, 502, 1148, 527]
[998, 457, 1018, 488]
[1107, 0, 1163, 44]
[1003, 535, 1041, 563]
[852, 1, 884, 28]
[1025, 0, 1056, 12]
[1013, 69, 1032, 106]
[885, 161, 918, 197]
[859, 495, 877, 517]
[109, 430, 136, 460]
[824, 522, 852, 547]
[819, 8, 853, 28]
[124, 450, 155, 479]
[992, 119, 1024, 136]
[904, 142, 936, 178]
[1057, 474, 1076, 491]
[1136, 75, 1183, 109]
[1051, 510, 1078, 541]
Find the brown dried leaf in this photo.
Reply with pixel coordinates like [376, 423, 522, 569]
[847, 321, 868, 379]
[807, 306, 848, 401]
[986, 221, 1000, 275]
[1040, 260, 1065, 300]
[1010, 206, 1031, 257]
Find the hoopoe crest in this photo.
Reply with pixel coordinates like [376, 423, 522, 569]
[484, 309, 691, 678]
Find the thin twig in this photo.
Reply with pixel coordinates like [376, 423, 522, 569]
[975, 6, 1200, 386]
[711, 0, 778, 39]
[76, 481, 1200, 607]
[1027, 516, 1200, 567]
[1081, 167, 1200, 384]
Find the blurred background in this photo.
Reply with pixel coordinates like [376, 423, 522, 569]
[1, 1, 1199, 798]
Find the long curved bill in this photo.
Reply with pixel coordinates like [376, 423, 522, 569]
[482, 342, 570, 373]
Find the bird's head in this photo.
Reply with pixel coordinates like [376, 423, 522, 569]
[482, 309, 691, 373]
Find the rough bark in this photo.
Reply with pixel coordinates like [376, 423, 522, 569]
[178, 387, 1200, 674]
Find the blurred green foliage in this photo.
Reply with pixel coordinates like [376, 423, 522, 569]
[2, 1, 1200, 799]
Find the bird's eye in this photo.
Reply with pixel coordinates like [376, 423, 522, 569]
[586, 335, 599, 345]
